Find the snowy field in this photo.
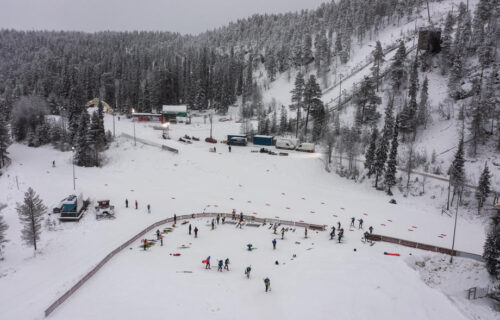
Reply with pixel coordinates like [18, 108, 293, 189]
[0, 113, 495, 319]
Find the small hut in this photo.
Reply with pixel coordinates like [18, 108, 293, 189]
[418, 27, 441, 53]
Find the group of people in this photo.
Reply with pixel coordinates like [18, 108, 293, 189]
[125, 199, 150, 213]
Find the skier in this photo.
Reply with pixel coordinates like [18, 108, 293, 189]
[304, 228, 308, 239]
[272, 238, 277, 250]
[245, 266, 251, 278]
[264, 278, 271, 292]
[174, 214, 177, 225]
[337, 221, 341, 230]
[369, 226, 373, 234]
[247, 243, 253, 251]
[222, 216, 226, 224]
[240, 212, 244, 221]
[273, 224, 278, 234]
[147, 204, 151, 214]
[358, 218, 363, 229]
[135, 200, 138, 210]
[232, 209, 236, 220]
[281, 227, 285, 240]
[160, 235, 163, 246]
[224, 258, 230, 271]
[216, 214, 220, 224]
[211, 219, 215, 230]
[218, 260, 223, 272]
[364, 231, 370, 242]
[143, 239, 148, 251]
[125, 199, 128, 208]
[350, 217, 355, 227]
[338, 228, 344, 243]
[330, 226, 336, 239]
[194, 227, 198, 238]
[238, 217, 243, 228]
[189, 224, 192, 235]
[228, 145, 232, 152]
[52, 160, 55, 167]
[156, 229, 160, 240]
[205, 256, 211, 269]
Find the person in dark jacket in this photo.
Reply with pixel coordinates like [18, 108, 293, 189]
[174, 214, 177, 225]
[218, 260, 223, 272]
[125, 199, 128, 208]
[264, 278, 271, 292]
[245, 266, 251, 278]
[156, 229, 160, 240]
[358, 218, 364, 229]
[189, 224, 192, 235]
[369, 226, 373, 234]
[272, 238, 277, 250]
[224, 258, 230, 271]
[194, 227, 198, 238]
[350, 217, 355, 227]
[205, 256, 211, 269]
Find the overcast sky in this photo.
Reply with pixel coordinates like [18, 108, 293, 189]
[0, 0, 328, 34]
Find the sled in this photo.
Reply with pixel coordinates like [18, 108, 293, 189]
[384, 252, 400, 256]
[171, 253, 181, 256]
[178, 245, 190, 249]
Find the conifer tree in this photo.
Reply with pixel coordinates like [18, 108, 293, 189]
[475, 163, 491, 214]
[0, 112, 11, 169]
[390, 41, 407, 91]
[0, 204, 8, 256]
[385, 120, 399, 195]
[354, 76, 381, 125]
[74, 111, 91, 167]
[417, 77, 429, 128]
[16, 187, 47, 251]
[483, 213, 500, 277]
[279, 106, 288, 134]
[448, 135, 466, 202]
[303, 75, 322, 137]
[440, 12, 455, 74]
[371, 41, 385, 91]
[364, 127, 378, 177]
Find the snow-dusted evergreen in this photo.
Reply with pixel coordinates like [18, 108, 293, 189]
[16, 188, 47, 251]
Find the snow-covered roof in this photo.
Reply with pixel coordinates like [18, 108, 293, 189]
[162, 105, 187, 113]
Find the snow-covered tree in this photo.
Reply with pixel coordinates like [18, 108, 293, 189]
[417, 77, 429, 128]
[74, 111, 92, 167]
[0, 204, 8, 256]
[483, 213, 500, 278]
[448, 135, 466, 202]
[385, 120, 399, 195]
[371, 41, 385, 91]
[0, 112, 11, 169]
[354, 76, 381, 126]
[303, 75, 322, 137]
[475, 163, 491, 214]
[16, 188, 47, 251]
[364, 127, 378, 177]
[390, 41, 407, 91]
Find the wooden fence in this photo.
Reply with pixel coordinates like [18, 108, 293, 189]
[44, 212, 324, 317]
[366, 233, 484, 261]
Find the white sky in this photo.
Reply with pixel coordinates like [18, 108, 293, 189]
[0, 0, 328, 34]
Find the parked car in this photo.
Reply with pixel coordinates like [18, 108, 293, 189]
[296, 142, 315, 152]
[227, 137, 247, 146]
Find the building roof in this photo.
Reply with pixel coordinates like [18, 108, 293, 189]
[162, 105, 187, 113]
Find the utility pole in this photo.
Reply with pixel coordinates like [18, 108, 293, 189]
[72, 147, 76, 190]
[450, 189, 460, 263]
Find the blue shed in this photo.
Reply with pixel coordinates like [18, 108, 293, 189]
[253, 135, 274, 146]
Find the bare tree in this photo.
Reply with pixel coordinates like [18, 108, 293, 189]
[16, 188, 47, 251]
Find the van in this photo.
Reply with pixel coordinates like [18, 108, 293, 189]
[227, 137, 247, 146]
[296, 143, 315, 152]
[275, 138, 298, 150]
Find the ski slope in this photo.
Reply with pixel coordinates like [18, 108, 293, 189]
[0, 113, 493, 319]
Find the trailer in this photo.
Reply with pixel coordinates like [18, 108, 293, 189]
[253, 135, 274, 146]
[58, 194, 88, 222]
[227, 134, 248, 146]
[95, 200, 116, 220]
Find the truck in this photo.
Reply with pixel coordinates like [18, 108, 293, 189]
[253, 135, 274, 146]
[296, 142, 315, 152]
[275, 138, 299, 150]
[57, 194, 87, 221]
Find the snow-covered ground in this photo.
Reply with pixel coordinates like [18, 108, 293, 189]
[0, 113, 496, 319]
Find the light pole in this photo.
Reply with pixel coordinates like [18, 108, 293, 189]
[72, 146, 76, 190]
[132, 108, 136, 146]
[450, 189, 460, 263]
[112, 109, 115, 138]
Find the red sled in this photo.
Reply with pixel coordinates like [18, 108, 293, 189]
[384, 252, 400, 256]
[172, 253, 181, 256]
[202, 260, 208, 263]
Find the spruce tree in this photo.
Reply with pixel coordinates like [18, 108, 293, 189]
[291, 72, 305, 107]
[390, 41, 407, 91]
[483, 213, 500, 277]
[417, 77, 429, 128]
[371, 41, 385, 91]
[385, 120, 399, 195]
[354, 76, 381, 125]
[311, 103, 326, 142]
[303, 75, 322, 137]
[448, 135, 466, 200]
[364, 127, 378, 177]
[16, 187, 47, 251]
[0, 112, 11, 169]
[0, 204, 8, 256]
[75, 111, 91, 167]
[279, 106, 288, 134]
[475, 163, 491, 214]
[440, 12, 455, 74]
